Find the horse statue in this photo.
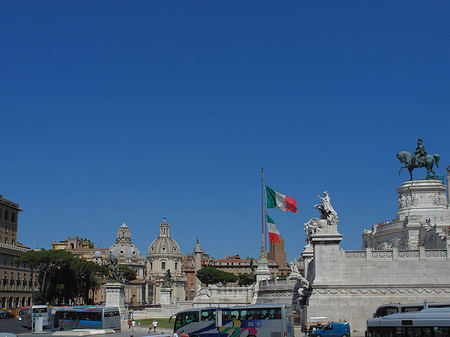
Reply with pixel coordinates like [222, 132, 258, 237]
[397, 151, 440, 180]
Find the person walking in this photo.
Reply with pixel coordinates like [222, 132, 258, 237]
[173, 331, 179, 337]
[152, 319, 158, 332]
[132, 319, 135, 332]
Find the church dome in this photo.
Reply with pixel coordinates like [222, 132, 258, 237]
[94, 250, 103, 258]
[147, 218, 181, 257]
[109, 219, 142, 260]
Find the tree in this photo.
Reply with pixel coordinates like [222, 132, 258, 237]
[196, 267, 237, 285]
[16, 250, 103, 305]
[238, 273, 255, 286]
[121, 265, 137, 281]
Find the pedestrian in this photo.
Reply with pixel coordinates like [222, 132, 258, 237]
[148, 322, 152, 333]
[138, 322, 141, 330]
[132, 319, 135, 332]
[152, 319, 158, 332]
[128, 319, 132, 329]
[173, 331, 179, 337]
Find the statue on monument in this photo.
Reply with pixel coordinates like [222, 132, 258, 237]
[289, 258, 300, 275]
[288, 258, 310, 295]
[106, 253, 124, 283]
[397, 138, 440, 180]
[162, 269, 172, 288]
[304, 191, 339, 242]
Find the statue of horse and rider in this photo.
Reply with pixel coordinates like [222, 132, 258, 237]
[397, 138, 440, 180]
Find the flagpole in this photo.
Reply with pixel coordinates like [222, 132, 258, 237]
[265, 201, 268, 253]
[261, 168, 264, 245]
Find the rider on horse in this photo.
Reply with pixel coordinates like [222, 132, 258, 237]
[411, 137, 427, 166]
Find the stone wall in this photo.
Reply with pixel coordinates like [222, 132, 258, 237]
[306, 245, 450, 333]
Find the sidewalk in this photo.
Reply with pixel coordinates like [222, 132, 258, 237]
[120, 321, 172, 336]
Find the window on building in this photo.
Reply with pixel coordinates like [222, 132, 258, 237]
[175, 262, 178, 270]
[150, 262, 152, 270]
[4, 227, 7, 233]
[4, 238, 7, 244]
[161, 261, 166, 270]
[11, 213, 16, 223]
[4, 210, 7, 221]
[11, 239, 15, 246]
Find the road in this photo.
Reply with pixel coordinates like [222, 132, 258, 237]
[0, 318, 172, 337]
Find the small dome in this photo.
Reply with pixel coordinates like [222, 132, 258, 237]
[109, 242, 141, 259]
[147, 236, 181, 257]
[147, 218, 181, 257]
[94, 251, 103, 258]
[108, 219, 142, 260]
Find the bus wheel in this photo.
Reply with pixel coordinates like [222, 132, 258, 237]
[60, 328, 64, 331]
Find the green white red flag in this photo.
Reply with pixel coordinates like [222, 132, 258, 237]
[265, 185, 297, 213]
[267, 215, 280, 243]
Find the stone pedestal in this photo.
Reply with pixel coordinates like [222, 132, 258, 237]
[105, 282, 126, 312]
[160, 287, 172, 304]
[311, 233, 343, 285]
[363, 179, 450, 250]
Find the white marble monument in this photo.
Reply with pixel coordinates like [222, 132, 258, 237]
[105, 282, 126, 312]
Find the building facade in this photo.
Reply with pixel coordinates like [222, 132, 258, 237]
[0, 194, 34, 309]
[267, 236, 290, 276]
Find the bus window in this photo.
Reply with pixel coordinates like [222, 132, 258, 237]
[34, 307, 48, 314]
[175, 311, 199, 330]
[260, 308, 281, 320]
[239, 309, 256, 320]
[375, 306, 399, 317]
[223, 310, 239, 321]
[185, 312, 199, 324]
[402, 306, 422, 313]
[201, 310, 216, 321]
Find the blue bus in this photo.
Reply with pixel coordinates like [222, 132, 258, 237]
[172, 304, 294, 337]
[53, 307, 121, 331]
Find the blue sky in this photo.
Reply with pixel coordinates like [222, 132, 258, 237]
[1, 1, 450, 262]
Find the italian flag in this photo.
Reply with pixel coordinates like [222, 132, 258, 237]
[266, 185, 298, 213]
[267, 215, 280, 243]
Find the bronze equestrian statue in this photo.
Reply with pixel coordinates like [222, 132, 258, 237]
[397, 138, 440, 180]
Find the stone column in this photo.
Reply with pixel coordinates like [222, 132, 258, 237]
[301, 244, 314, 280]
[194, 238, 202, 289]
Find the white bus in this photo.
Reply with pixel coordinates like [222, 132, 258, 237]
[367, 307, 450, 337]
[373, 302, 450, 318]
[172, 304, 294, 337]
[20, 305, 49, 329]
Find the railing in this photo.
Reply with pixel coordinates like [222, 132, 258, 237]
[0, 243, 29, 252]
[344, 248, 448, 259]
